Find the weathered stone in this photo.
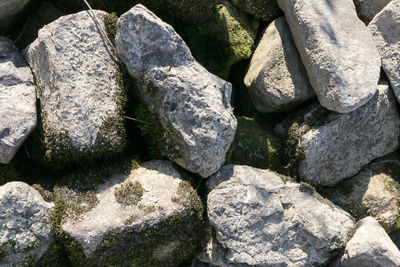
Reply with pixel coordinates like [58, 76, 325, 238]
[276, 79, 400, 186]
[0, 182, 53, 266]
[320, 154, 400, 232]
[0, 0, 30, 32]
[277, 0, 381, 113]
[244, 17, 315, 113]
[24, 10, 126, 165]
[354, 0, 392, 24]
[0, 37, 36, 164]
[368, 0, 400, 105]
[205, 165, 355, 266]
[338, 217, 400, 267]
[61, 160, 203, 266]
[232, 0, 281, 21]
[116, 5, 237, 177]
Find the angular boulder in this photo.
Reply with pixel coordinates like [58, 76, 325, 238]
[0, 37, 36, 164]
[231, 0, 281, 21]
[24, 10, 126, 165]
[116, 5, 237, 178]
[338, 217, 400, 267]
[321, 154, 400, 232]
[276, 79, 400, 186]
[205, 165, 355, 266]
[61, 160, 203, 266]
[354, 0, 392, 24]
[277, 0, 381, 113]
[0, 0, 30, 32]
[244, 17, 315, 113]
[368, 0, 400, 105]
[0, 182, 53, 266]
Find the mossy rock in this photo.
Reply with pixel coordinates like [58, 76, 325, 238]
[226, 116, 282, 170]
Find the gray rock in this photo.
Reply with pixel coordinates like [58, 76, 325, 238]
[205, 165, 355, 266]
[24, 10, 126, 165]
[244, 17, 315, 113]
[0, 182, 53, 266]
[62, 160, 203, 266]
[231, 0, 281, 21]
[276, 79, 400, 186]
[368, 0, 400, 105]
[338, 216, 400, 267]
[0, 0, 30, 32]
[0, 37, 36, 164]
[277, 0, 381, 113]
[320, 153, 400, 232]
[116, 5, 237, 178]
[354, 0, 392, 24]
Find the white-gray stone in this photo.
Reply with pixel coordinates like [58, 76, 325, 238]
[338, 216, 400, 267]
[24, 10, 126, 164]
[277, 0, 381, 113]
[244, 17, 315, 113]
[368, 0, 400, 106]
[276, 79, 400, 186]
[205, 165, 355, 266]
[354, 0, 392, 23]
[62, 160, 203, 265]
[0, 36, 36, 164]
[0, 182, 53, 266]
[116, 5, 237, 178]
[0, 0, 30, 31]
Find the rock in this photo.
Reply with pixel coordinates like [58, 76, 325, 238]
[277, 0, 381, 113]
[368, 0, 400, 105]
[338, 217, 400, 267]
[226, 116, 281, 170]
[232, 0, 282, 21]
[276, 79, 400, 186]
[0, 182, 53, 266]
[61, 160, 203, 266]
[205, 165, 355, 266]
[24, 10, 126, 165]
[354, 0, 392, 24]
[0, 37, 36, 164]
[0, 0, 30, 32]
[320, 154, 400, 232]
[116, 5, 237, 178]
[244, 17, 315, 113]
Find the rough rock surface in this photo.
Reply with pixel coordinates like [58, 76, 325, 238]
[0, 37, 36, 164]
[244, 17, 315, 113]
[205, 165, 355, 266]
[231, 0, 281, 21]
[338, 217, 400, 267]
[354, 0, 392, 23]
[62, 160, 203, 266]
[277, 0, 381, 113]
[368, 0, 400, 105]
[116, 5, 237, 177]
[24, 10, 126, 165]
[321, 154, 400, 232]
[0, 0, 30, 32]
[276, 79, 400, 186]
[0, 182, 53, 266]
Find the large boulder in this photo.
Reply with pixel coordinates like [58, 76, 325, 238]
[0, 182, 53, 266]
[116, 5, 237, 178]
[354, 0, 392, 24]
[275, 79, 400, 186]
[0, 37, 36, 164]
[277, 0, 381, 113]
[0, 0, 30, 32]
[231, 0, 281, 22]
[24, 10, 126, 165]
[320, 154, 400, 232]
[61, 160, 203, 266]
[368, 0, 400, 105]
[337, 217, 400, 267]
[244, 17, 315, 113]
[203, 165, 355, 266]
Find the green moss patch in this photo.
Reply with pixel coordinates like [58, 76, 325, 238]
[114, 181, 144, 207]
